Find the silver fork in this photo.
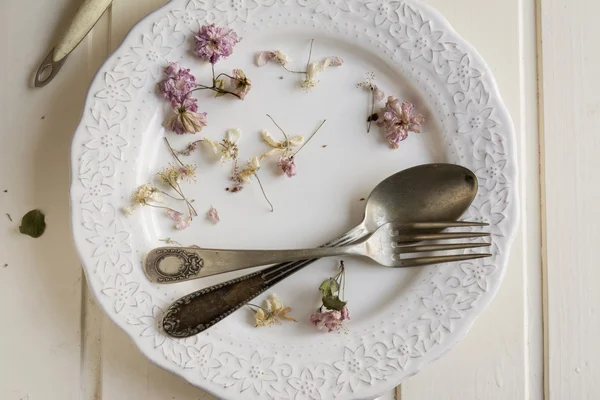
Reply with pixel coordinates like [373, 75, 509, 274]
[145, 221, 490, 283]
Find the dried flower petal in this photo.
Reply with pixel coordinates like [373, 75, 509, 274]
[166, 109, 208, 135]
[207, 206, 219, 224]
[277, 154, 296, 177]
[301, 56, 343, 91]
[229, 69, 252, 100]
[256, 50, 291, 67]
[253, 293, 296, 327]
[256, 51, 274, 67]
[373, 87, 385, 102]
[194, 24, 240, 64]
[167, 209, 191, 230]
[133, 184, 162, 205]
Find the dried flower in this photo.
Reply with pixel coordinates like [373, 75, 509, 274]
[252, 293, 296, 327]
[177, 140, 203, 156]
[159, 62, 198, 107]
[376, 97, 424, 149]
[260, 129, 304, 157]
[133, 184, 163, 205]
[206, 128, 241, 162]
[236, 156, 261, 184]
[256, 50, 291, 67]
[358, 72, 386, 132]
[194, 24, 240, 64]
[166, 107, 208, 135]
[167, 209, 191, 230]
[207, 206, 219, 224]
[310, 261, 349, 332]
[229, 69, 252, 100]
[301, 56, 344, 91]
[277, 154, 296, 177]
[157, 163, 197, 186]
[309, 306, 350, 332]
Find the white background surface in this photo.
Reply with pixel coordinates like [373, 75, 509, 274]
[0, 0, 588, 398]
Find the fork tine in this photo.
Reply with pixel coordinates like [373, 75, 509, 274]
[395, 221, 488, 230]
[396, 242, 490, 254]
[398, 253, 492, 268]
[396, 232, 491, 242]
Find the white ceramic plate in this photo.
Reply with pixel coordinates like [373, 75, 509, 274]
[70, 1, 518, 399]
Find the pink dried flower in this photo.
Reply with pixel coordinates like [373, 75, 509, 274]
[194, 24, 240, 64]
[166, 107, 208, 135]
[229, 69, 252, 100]
[166, 209, 191, 230]
[207, 206, 219, 224]
[309, 306, 350, 332]
[159, 62, 198, 107]
[377, 97, 424, 148]
[256, 50, 290, 67]
[277, 154, 296, 177]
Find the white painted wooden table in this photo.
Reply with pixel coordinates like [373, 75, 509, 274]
[2, 0, 596, 398]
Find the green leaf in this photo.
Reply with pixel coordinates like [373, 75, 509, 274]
[19, 209, 46, 238]
[322, 295, 347, 311]
[318, 278, 339, 297]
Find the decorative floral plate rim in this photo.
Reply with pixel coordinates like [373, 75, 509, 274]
[69, 1, 519, 399]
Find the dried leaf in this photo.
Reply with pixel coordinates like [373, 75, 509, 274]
[19, 209, 46, 238]
[322, 295, 346, 311]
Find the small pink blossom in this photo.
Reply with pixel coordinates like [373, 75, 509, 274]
[194, 24, 240, 64]
[229, 69, 252, 100]
[166, 209, 191, 230]
[207, 206, 219, 224]
[159, 62, 197, 107]
[309, 306, 350, 332]
[376, 97, 424, 149]
[277, 154, 296, 177]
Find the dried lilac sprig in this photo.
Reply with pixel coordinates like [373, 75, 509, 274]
[310, 261, 350, 332]
[357, 72, 385, 133]
[260, 115, 326, 177]
[376, 97, 424, 149]
[256, 39, 343, 91]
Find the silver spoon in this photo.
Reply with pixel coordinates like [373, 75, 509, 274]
[162, 163, 480, 338]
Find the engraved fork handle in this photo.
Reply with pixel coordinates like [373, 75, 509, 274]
[161, 224, 369, 338]
[145, 241, 366, 283]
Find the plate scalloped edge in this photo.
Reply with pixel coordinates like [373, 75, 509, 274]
[69, 1, 519, 399]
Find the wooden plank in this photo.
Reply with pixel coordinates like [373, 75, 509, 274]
[401, 0, 543, 398]
[539, 0, 600, 398]
[0, 0, 97, 398]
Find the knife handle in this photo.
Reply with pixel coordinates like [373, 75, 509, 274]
[162, 259, 314, 338]
[35, 0, 113, 87]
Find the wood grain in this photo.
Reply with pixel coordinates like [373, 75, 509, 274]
[539, 0, 600, 398]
